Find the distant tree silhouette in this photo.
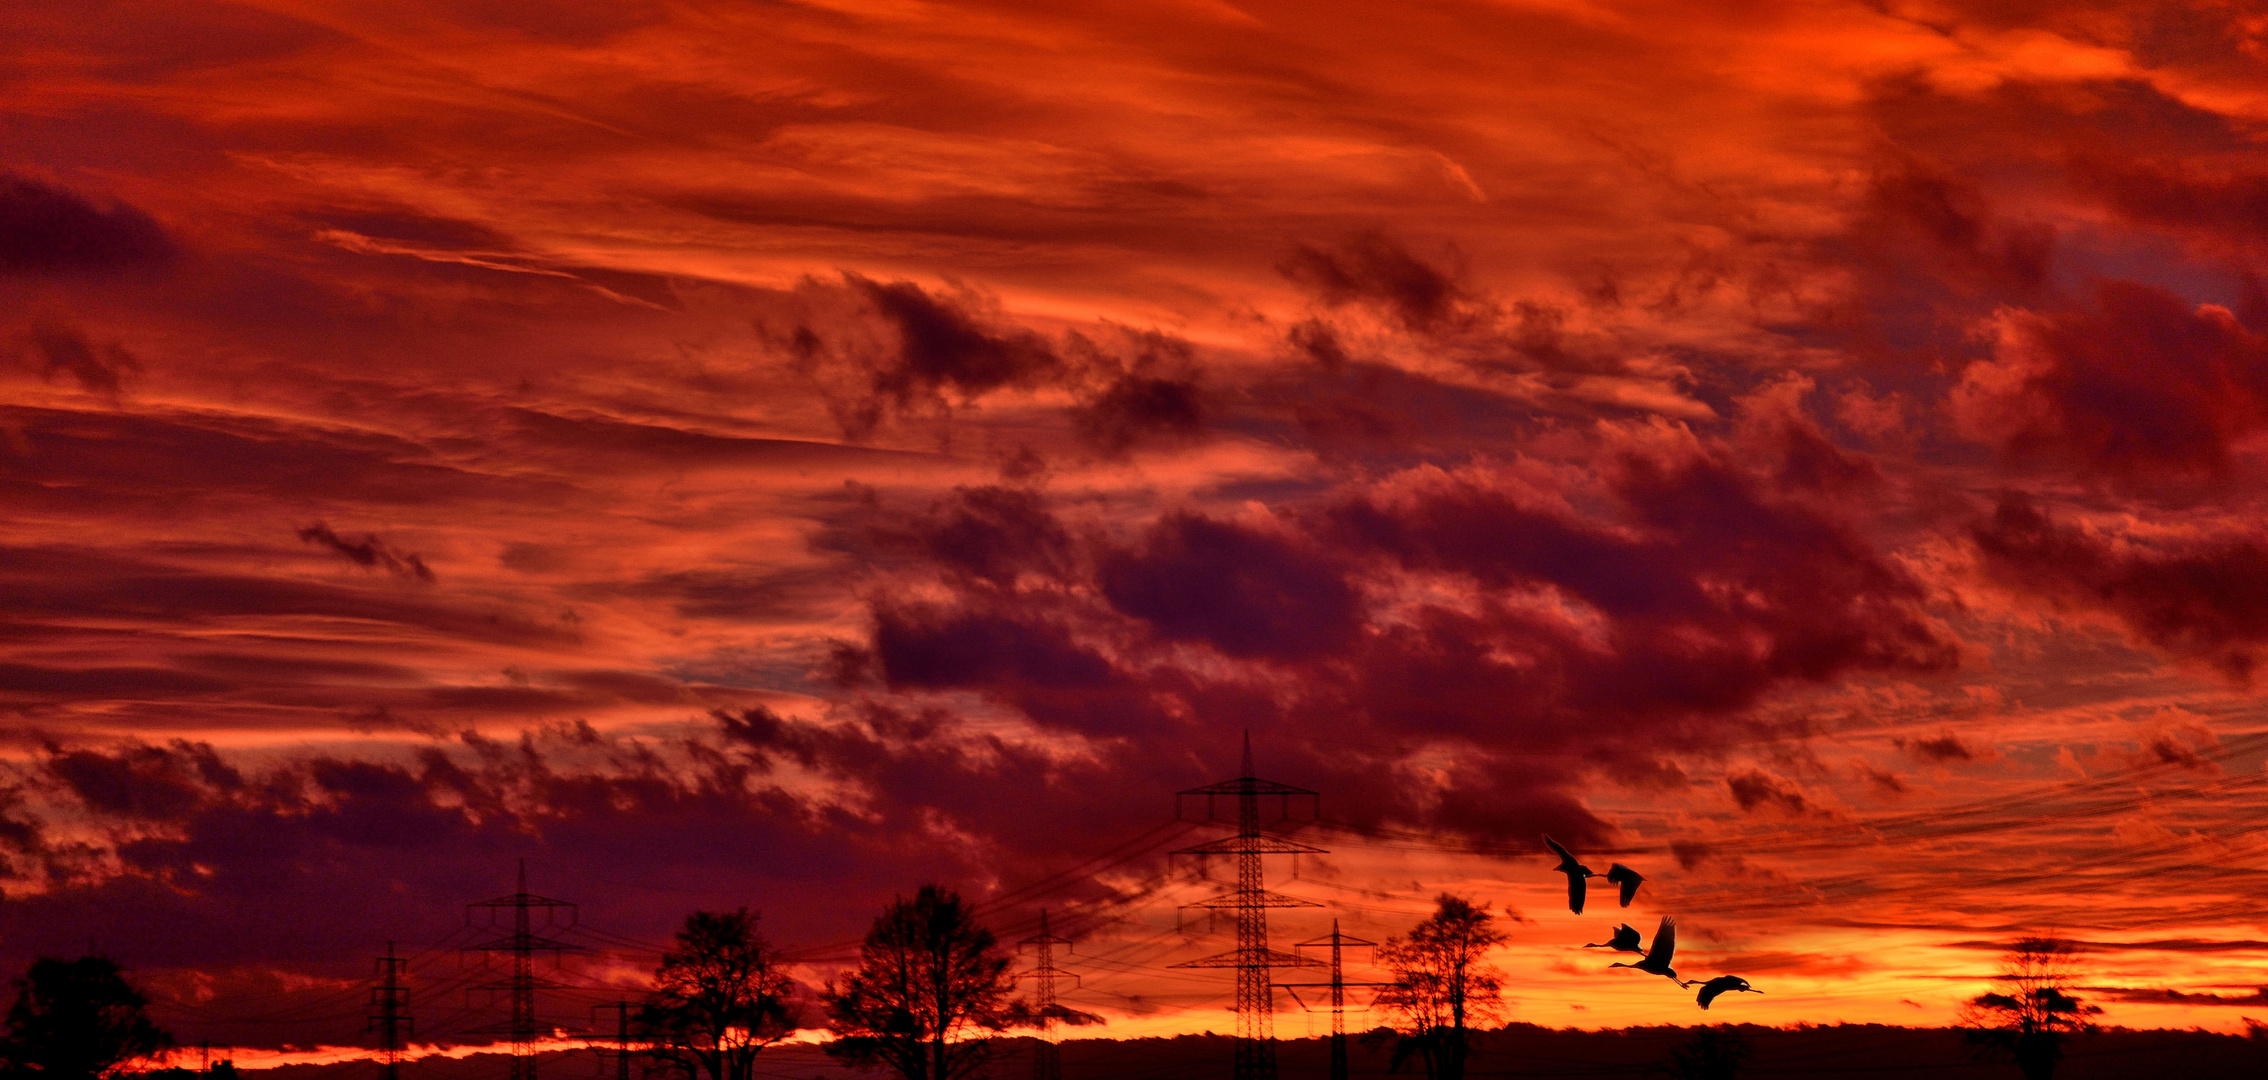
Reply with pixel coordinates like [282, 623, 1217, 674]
[822, 885, 1015, 1080]
[1958, 937, 2101, 1080]
[637, 909, 799, 1080]
[146, 1059, 235, 1080]
[1371, 894, 1509, 1080]
[1663, 1026, 1750, 1079]
[0, 955, 172, 1080]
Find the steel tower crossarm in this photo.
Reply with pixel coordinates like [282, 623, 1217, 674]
[1169, 734, 1326, 1080]
[464, 862, 583, 1080]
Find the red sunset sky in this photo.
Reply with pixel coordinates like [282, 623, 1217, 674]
[7, 0, 2268, 1063]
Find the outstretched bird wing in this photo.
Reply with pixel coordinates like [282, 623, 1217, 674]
[1607, 863, 1643, 907]
[1698, 976, 1755, 1009]
[1646, 916, 1676, 966]
[1567, 872, 1587, 915]
[1544, 835, 1575, 864]
[1613, 924, 1641, 951]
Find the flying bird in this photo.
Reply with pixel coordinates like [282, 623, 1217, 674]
[1607, 916, 1685, 985]
[1696, 975, 1762, 1010]
[1544, 835, 1599, 914]
[1606, 863, 1644, 907]
[1583, 924, 1644, 954]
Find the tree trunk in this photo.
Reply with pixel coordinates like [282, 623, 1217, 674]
[1446, 971, 1466, 1080]
[2014, 1032, 2057, 1080]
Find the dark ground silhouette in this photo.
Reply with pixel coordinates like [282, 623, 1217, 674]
[237, 1023, 2267, 1079]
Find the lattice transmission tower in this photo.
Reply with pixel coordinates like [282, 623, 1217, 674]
[1018, 910, 1077, 1080]
[464, 861, 582, 1080]
[591, 1001, 634, 1080]
[366, 942, 411, 1080]
[1282, 922, 1393, 1080]
[1172, 733, 1324, 1080]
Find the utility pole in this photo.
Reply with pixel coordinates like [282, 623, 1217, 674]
[1282, 922, 1392, 1080]
[465, 861, 582, 1080]
[1018, 910, 1076, 1080]
[367, 942, 411, 1080]
[592, 1001, 634, 1080]
[1172, 733, 1324, 1080]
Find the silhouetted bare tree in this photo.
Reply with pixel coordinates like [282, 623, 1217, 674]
[1958, 937, 2101, 1080]
[1372, 894, 1509, 1080]
[822, 885, 1015, 1080]
[638, 909, 799, 1080]
[0, 955, 172, 1080]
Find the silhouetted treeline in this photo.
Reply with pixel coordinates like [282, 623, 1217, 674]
[220, 1023, 2267, 1080]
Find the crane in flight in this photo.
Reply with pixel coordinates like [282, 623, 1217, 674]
[1606, 863, 1644, 907]
[1607, 916, 1687, 985]
[1543, 835, 1600, 914]
[1695, 975, 1761, 1010]
[1582, 924, 1643, 954]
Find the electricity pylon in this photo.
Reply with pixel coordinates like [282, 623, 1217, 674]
[465, 861, 582, 1080]
[1018, 910, 1077, 1080]
[591, 1001, 634, 1080]
[1282, 922, 1393, 1080]
[1172, 733, 1324, 1080]
[366, 942, 411, 1080]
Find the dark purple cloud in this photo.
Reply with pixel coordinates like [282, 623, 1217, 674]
[1099, 513, 1362, 662]
[46, 741, 236, 822]
[2074, 155, 2268, 247]
[0, 173, 175, 276]
[1971, 493, 2268, 680]
[771, 276, 1214, 457]
[1899, 733, 1974, 763]
[1952, 279, 2268, 482]
[296, 522, 434, 582]
[821, 408, 1955, 847]
[863, 601, 1175, 736]
[780, 273, 1063, 439]
[1848, 153, 2054, 298]
[1324, 442, 1955, 716]
[1726, 769, 1814, 816]
[1073, 372, 1205, 455]
[889, 485, 1077, 589]
[1279, 231, 1475, 334]
[24, 320, 141, 397]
